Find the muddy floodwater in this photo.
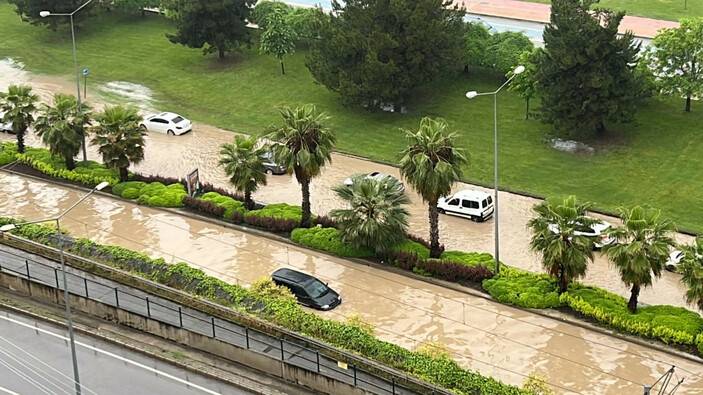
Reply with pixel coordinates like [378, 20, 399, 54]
[0, 172, 701, 394]
[0, 57, 695, 310]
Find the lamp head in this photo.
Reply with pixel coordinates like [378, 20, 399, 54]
[465, 91, 478, 100]
[513, 65, 526, 75]
[39, 11, 51, 17]
[0, 224, 17, 232]
[95, 181, 110, 191]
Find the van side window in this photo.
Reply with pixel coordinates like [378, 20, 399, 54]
[482, 199, 487, 208]
[487, 196, 493, 205]
[462, 200, 478, 209]
[448, 198, 459, 206]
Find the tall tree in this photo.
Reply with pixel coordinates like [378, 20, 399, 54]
[536, 0, 644, 137]
[91, 105, 145, 182]
[399, 117, 467, 258]
[9, 0, 95, 30]
[0, 84, 38, 154]
[463, 22, 491, 72]
[165, 0, 256, 59]
[219, 135, 267, 210]
[34, 94, 91, 170]
[680, 238, 703, 310]
[260, 9, 297, 75]
[267, 105, 336, 228]
[528, 196, 595, 293]
[331, 176, 409, 256]
[646, 18, 703, 113]
[306, 0, 465, 110]
[604, 206, 675, 313]
[508, 49, 540, 120]
[484, 31, 534, 75]
[251, 0, 292, 29]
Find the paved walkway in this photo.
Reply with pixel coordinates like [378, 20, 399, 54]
[457, 0, 679, 38]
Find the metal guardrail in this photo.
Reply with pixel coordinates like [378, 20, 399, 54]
[0, 245, 447, 395]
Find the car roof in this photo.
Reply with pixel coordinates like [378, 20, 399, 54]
[450, 189, 491, 201]
[157, 112, 181, 120]
[272, 268, 316, 284]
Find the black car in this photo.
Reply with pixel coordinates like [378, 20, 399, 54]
[271, 268, 342, 311]
[261, 152, 286, 175]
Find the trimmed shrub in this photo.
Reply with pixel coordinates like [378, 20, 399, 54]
[291, 227, 374, 258]
[483, 269, 562, 309]
[390, 240, 431, 260]
[112, 181, 146, 197]
[440, 250, 495, 269]
[391, 251, 421, 271]
[130, 172, 184, 186]
[0, 142, 18, 165]
[244, 203, 302, 233]
[115, 181, 187, 208]
[183, 196, 226, 218]
[199, 182, 246, 203]
[15, 146, 119, 187]
[200, 192, 246, 219]
[416, 259, 494, 284]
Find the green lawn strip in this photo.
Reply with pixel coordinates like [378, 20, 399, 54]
[2, 6, 703, 232]
[524, 0, 698, 21]
[0, 217, 530, 395]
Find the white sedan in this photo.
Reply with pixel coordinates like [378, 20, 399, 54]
[665, 250, 684, 272]
[140, 112, 192, 136]
[343, 172, 405, 191]
[0, 111, 13, 133]
[548, 217, 616, 249]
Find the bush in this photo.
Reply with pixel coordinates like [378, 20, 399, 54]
[15, 146, 119, 187]
[183, 196, 226, 218]
[200, 192, 246, 219]
[482, 269, 562, 309]
[391, 251, 421, 271]
[291, 227, 374, 258]
[130, 172, 184, 186]
[416, 259, 494, 284]
[440, 250, 495, 269]
[0, 142, 17, 165]
[244, 203, 302, 233]
[115, 181, 187, 208]
[199, 182, 246, 203]
[390, 240, 430, 260]
[561, 285, 703, 346]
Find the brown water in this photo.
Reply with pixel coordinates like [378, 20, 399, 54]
[0, 57, 697, 310]
[0, 172, 701, 394]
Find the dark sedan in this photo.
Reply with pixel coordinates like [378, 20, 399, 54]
[271, 268, 341, 311]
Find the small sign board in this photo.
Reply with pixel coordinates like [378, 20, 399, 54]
[82, 68, 90, 77]
[186, 169, 200, 197]
[337, 361, 348, 370]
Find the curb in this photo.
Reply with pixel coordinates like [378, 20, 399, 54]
[0, 293, 291, 395]
[3, 167, 702, 365]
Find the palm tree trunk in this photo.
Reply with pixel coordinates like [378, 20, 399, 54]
[218, 47, 225, 60]
[558, 267, 568, 294]
[16, 130, 25, 154]
[628, 284, 640, 313]
[65, 155, 76, 171]
[300, 178, 312, 228]
[685, 95, 692, 112]
[119, 167, 129, 182]
[244, 190, 254, 211]
[428, 202, 441, 258]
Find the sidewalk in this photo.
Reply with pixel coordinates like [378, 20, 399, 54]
[457, 0, 679, 38]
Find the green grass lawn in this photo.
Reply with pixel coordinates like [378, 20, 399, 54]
[524, 0, 699, 21]
[1, 5, 703, 233]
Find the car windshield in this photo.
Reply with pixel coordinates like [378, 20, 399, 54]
[575, 224, 595, 234]
[171, 116, 184, 123]
[302, 279, 329, 298]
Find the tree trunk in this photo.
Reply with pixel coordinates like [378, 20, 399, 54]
[300, 178, 312, 228]
[685, 95, 692, 112]
[628, 284, 640, 313]
[119, 166, 129, 182]
[558, 267, 569, 294]
[596, 121, 606, 136]
[280, 60, 285, 75]
[16, 130, 25, 154]
[218, 47, 225, 60]
[525, 98, 530, 120]
[428, 202, 441, 258]
[65, 155, 76, 171]
[244, 190, 254, 211]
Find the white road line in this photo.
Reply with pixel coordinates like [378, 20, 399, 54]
[0, 314, 222, 395]
[0, 385, 20, 395]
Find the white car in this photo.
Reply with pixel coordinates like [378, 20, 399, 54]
[547, 217, 615, 249]
[140, 112, 192, 136]
[344, 172, 405, 191]
[437, 189, 494, 222]
[665, 250, 684, 272]
[0, 111, 13, 133]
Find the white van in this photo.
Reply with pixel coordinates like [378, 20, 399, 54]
[437, 189, 494, 222]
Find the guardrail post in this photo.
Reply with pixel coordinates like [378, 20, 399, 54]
[353, 365, 357, 386]
[146, 297, 151, 318]
[178, 307, 183, 328]
[245, 327, 250, 349]
[316, 351, 320, 373]
[211, 317, 216, 338]
[25, 260, 30, 280]
[54, 268, 60, 288]
[114, 288, 120, 307]
[392, 378, 395, 395]
[84, 278, 89, 298]
[280, 339, 284, 361]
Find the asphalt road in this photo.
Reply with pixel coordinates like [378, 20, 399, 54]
[0, 309, 253, 395]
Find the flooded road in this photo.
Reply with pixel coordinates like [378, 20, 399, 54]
[0, 57, 696, 310]
[0, 172, 701, 394]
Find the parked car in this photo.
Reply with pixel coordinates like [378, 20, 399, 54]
[547, 217, 615, 249]
[139, 112, 192, 136]
[261, 151, 286, 175]
[343, 172, 405, 191]
[437, 189, 494, 222]
[0, 112, 13, 133]
[271, 268, 341, 311]
[665, 250, 684, 272]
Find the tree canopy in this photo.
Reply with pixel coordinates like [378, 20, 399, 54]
[260, 9, 297, 75]
[536, 0, 645, 137]
[306, 0, 465, 110]
[484, 32, 534, 75]
[165, 0, 256, 59]
[9, 0, 95, 30]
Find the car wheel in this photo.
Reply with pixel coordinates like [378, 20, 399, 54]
[167, 130, 176, 136]
[438, 208, 446, 214]
[266, 169, 274, 175]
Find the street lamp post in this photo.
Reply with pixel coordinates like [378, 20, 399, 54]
[40, 0, 94, 163]
[465, 65, 525, 274]
[0, 181, 109, 395]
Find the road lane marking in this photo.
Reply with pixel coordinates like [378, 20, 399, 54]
[0, 314, 222, 395]
[0, 385, 20, 395]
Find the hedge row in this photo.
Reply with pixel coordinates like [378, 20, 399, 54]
[113, 180, 187, 208]
[0, 217, 529, 395]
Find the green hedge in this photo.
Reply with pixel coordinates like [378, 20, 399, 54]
[482, 268, 562, 309]
[245, 203, 302, 222]
[441, 250, 495, 269]
[113, 181, 187, 208]
[391, 240, 431, 259]
[200, 191, 246, 219]
[0, 142, 17, 166]
[291, 227, 374, 258]
[14, 146, 119, 187]
[0, 217, 528, 395]
[561, 285, 703, 346]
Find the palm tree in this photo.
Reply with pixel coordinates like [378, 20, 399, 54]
[331, 175, 410, 255]
[219, 135, 267, 210]
[267, 105, 336, 228]
[399, 117, 467, 258]
[680, 238, 703, 310]
[34, 94, 91, 170]
[0, 84, 38, 154]
[528, 196, 596, 293]
[604, 206, 675, 313]
[91, 105, 145, 182]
